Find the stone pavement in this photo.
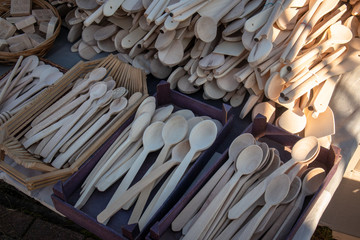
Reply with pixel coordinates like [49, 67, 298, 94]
[0, 180, 99, 240]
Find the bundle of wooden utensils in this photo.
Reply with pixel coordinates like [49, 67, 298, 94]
[73, 95, 223, 230]
[19, 66, 143, 169]
[0, 55, 63, 115]
[61, 0, 360, 147]
[0, 0, 59, 52]
[167, 133, 325, 240]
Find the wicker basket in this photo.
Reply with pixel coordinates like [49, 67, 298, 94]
[0, 0, 61, 64]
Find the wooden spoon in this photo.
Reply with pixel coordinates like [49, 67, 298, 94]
[170, 109, 195, 120]
[105, 121, 165, 209]
[151, 105, 174, 123]
[97, 139, 192, 224]
[129, 115, 188, 223]
[143, 120, 218, 227]
[183, 144, 263, 240]
[40, 82, 108, 159]
[74, 111, 153, 209]
[52, 97, 128, 168]
[25, 93, 90, 139]
[32, 67, 107, 126]
[172, 133, 255, 232]
[254, 176, 302, 237]
[237, 174, 291, 240]
[228, 136, 319, 220]
[273, 168, 326, 240]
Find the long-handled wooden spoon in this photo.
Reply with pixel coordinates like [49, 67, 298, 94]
[129, 115, 188, 223]
[183, 144, 263, 240]
[228, 136, 319, 220]
[32, 67, 107, 126]
[40, 82, 107, 159]
[52, 97, 128, 168]
[74, 111, 153, 209]
[104, 121, 165, 208]
[141, 120, 218, 227]
[97, 139, 192, 224]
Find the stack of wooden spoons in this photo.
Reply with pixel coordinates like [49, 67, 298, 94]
[168, 133, 325, 240]
[62, 0, 360, 147]
[19, 65, 144, 169]
[72, 96, 223, 230]
[0, 55, 63, 114]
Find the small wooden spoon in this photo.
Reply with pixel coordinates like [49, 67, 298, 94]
[183, 144, 263, 240]
[238, 174, 291, 240]
[52, 97, 128, 168]
[3, 71, 63, 112]
[228, 136, 319, 220]
[41, 82, 108, 159]
[32, 67, 107, 126]
[254, 176, 302, 237]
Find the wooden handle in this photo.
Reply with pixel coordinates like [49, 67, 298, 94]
[51, 113, 112, 169]
[183, 171, 242, 240]
[41, 99, 93, 160]
[97, 160, 179, 223]
[26, 93, 89, 139]
[128, 144, 172, 223]
[105, 148, 150, 207]
[238, 203, 272, 240]
[22, 115, 72, 149]
[172, 159, 232, 231]
[6, 58, 33, 97]
[0, 56, 23, 104]
[146, 149, 196, 224]
[96, 143, 143, 191]
[215, 201, 257, 239]
[273, 196, 305, 239]
[74, 138, 132, 209]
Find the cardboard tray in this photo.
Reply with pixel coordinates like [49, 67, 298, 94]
[51, 82, 235, 240]
[0, 54, 148, 190]
[146, 115, 342, 240]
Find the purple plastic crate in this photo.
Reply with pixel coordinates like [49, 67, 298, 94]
[147, 116, 341, 240]
[51, 82, 235, 240]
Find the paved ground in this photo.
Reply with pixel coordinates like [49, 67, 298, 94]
[0, 179, 336, 240]
[0, 180, 99, 240]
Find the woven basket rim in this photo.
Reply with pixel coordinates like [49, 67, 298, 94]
[0, 0, 62, 63]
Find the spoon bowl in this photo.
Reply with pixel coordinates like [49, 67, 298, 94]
[189, 120, 217, 151]
[282, 176, 302, 204]
[303, 167, 326, 195]
[151, 105, 174, 123]
[291, 136, 319, 162]
[163, 115, 188, 145]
